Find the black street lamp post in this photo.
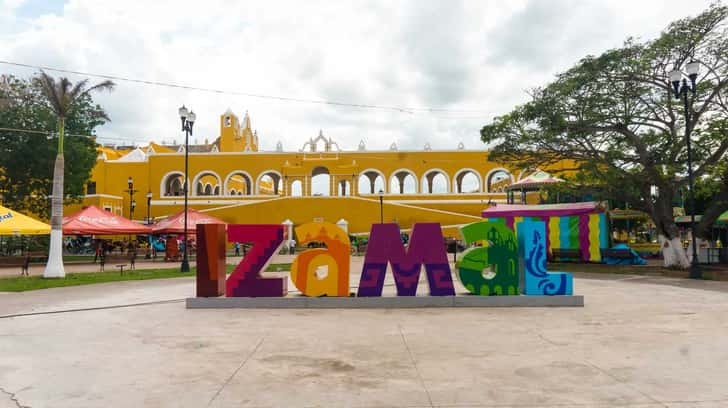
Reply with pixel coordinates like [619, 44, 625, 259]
[670, 60, 701, 279]
[124, 177, 138, 220]
[146, 191, 153, 224]
[178, 105, 196, 273]
[378, 189, 384, 224]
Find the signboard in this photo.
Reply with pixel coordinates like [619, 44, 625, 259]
[195, 220, 574, 299]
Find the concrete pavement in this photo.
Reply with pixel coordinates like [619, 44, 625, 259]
[1, 264, 728, 407]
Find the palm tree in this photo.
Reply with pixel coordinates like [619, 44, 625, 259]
[35, 72, 115, 278]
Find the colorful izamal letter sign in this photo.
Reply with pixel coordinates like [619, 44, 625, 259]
[195, 220, 574, 298]
[357, 223, 454, 297]
[290, 222, 350, 297]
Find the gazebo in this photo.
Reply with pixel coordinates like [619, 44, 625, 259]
[505, 170, 563, 204]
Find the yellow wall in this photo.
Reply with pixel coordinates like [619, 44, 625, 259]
[70, 110, 567, 235]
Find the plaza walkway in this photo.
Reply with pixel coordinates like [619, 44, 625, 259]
[1, 259, 728, 407]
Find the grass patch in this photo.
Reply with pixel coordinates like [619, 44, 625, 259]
[0, 268, 197, 292]
[0, 262, 293, 292]
[265, 263, 291, 272]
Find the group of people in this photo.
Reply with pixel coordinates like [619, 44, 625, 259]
[92, 239, 139, 262]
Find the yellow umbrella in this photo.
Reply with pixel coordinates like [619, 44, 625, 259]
[0, 205, 51, 235]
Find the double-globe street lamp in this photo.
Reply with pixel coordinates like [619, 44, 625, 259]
[178, 105, 196, 272]
[125, 177, 138, 220]
[669, 60, 701, 279]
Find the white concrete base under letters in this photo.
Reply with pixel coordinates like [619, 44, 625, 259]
[186, 295, 584, 309]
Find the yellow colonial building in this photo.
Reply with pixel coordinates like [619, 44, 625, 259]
[69, 110, 571, 237]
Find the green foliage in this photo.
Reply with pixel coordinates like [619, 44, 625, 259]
[481, 4, 728, 240]
[0, 74, 108, 218]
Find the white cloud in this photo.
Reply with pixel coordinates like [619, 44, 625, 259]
[0, 0, 720, 151]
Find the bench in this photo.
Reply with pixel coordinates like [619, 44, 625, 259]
[100, 253, 136, 272]
[600, 248, 635, 260]
[0, 256, 30, 276]
[26, 251, 48, 264]
[552, 248, 582, 262]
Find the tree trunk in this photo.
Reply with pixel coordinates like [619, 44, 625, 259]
[44, 120, 65, 278]
[652, 187, 690, 269]
[695, 180, 728, 240]
[658, 235, 690, 268]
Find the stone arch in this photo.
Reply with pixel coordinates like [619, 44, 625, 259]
[290, 180, 303, 197]
[311, 166, 330, 196]
[224, 171, 253, 196]
[337, 180, 351, 196]
[485, 167, 514, 193]
[389, 168, 418, 194]
[357, 168, 386, 194]
[421, 168, 450, 194]
[160, 171, 187, 197]
[192, 170, 223, 197]
[256, 170, 283, 195]
[453, 168, 482, 193]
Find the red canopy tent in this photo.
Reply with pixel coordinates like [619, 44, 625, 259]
[63, 205, 152, 235]
[152, 209, 225, 234]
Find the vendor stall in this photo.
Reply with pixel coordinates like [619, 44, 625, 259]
[482, 202, 609, 262]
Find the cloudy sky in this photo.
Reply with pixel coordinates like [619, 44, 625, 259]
[0, 0, 719, 152]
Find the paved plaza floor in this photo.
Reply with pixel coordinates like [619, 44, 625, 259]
[1, 258, 728, 407]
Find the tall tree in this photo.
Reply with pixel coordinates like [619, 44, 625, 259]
[0, 75, 102, 218]
[34, 72, 114, 278]
[694, 161, 728, 239]
[480, 5, 728, 268]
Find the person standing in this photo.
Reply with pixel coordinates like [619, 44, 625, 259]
[93, 239, 101, 263]
[234, 242, 240, 256]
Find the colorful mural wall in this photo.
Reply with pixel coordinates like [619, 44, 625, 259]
[482, 202, 609, 262]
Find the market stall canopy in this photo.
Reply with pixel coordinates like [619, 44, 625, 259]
[504, 170, 563, 191]
[482, 201, 604, 218]
[152, 209, 226, 234]
[63, 205, 152, 235]
[718, 210, 728, 224]
[674, 211, 728, 225]
[609, 209, 650, 220]
[0, 205, 51, 235]
[674, 215, 703, 224]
